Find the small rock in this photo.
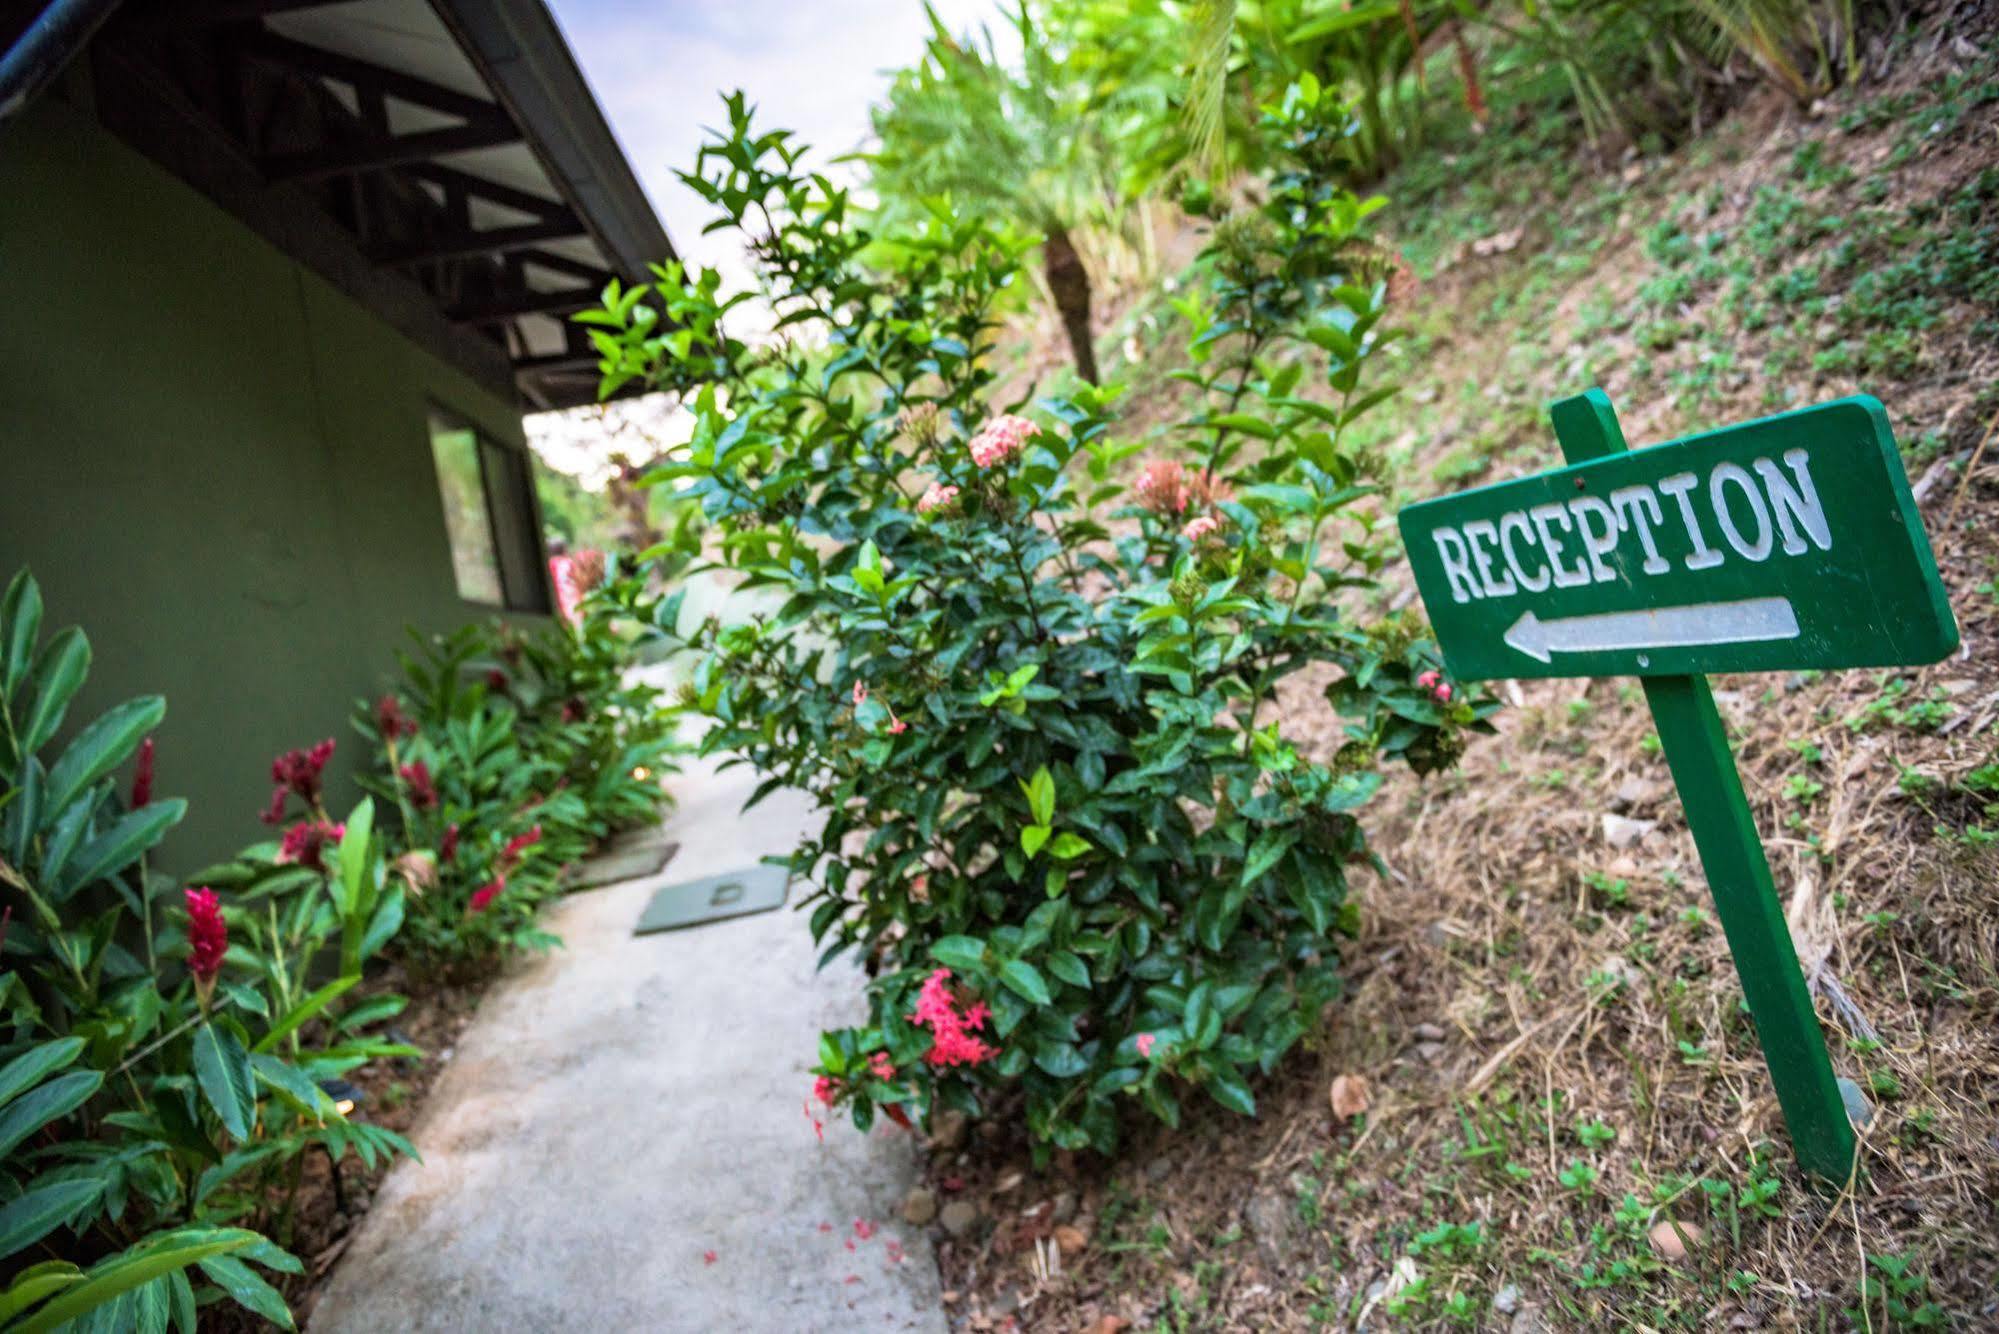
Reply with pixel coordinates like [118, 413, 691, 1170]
[1510, 1304, 1553, 1334]
[1607, 855, 1640, 878]
[1648, 1219, 1704, 1262]
[1412, 1022, 1446, 1042]
[1243, 1189, 1297, 1258]
[1493, 1283, 1521, 1315]
[902, 1186, 938, 1227]
[939, 1200, 980, 1238]
[1415, 1041, 1446, 1064]
[1612, 777, 1662, 811]
[929, 1109, 969, 1151]
[1053, 1224, 1088, 1256]
[1602, 813, 1659, 850]
[1049, 1190, 1077, 1224]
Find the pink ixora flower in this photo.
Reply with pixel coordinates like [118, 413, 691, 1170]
[916, 482, 960, 515]
[184, 888, 227, 990]
[910, 968, 996, 1068]
[887, 709, 909, 736]
[1416, 669, 1439, 688]
[1136, 1033, 1157, 1059]
[1134, 458, 1191, 516]
[967, 414, 1035, 469]
[852, 680, 868, 707]
[1434, 682, 1454, 702]
[868, 1051, 896, 1081]
[1182, 514, 1223, 543]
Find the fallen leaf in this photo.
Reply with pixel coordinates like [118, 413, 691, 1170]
[1086, 1318, 1130, 1334]
[1053, 1224, 1088, 1255]
[1330, 1073, 1372, 1119]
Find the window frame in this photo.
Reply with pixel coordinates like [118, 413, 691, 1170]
[425, 402, 553, 616]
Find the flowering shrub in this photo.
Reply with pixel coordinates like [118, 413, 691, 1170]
[587, 93, 1493, 1155]
[357, 566, 682, 971]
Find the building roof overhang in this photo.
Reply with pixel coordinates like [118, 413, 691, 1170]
[3, 0, 671, 409]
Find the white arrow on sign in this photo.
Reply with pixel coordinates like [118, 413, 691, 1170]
[1503, 596, 1801, 664]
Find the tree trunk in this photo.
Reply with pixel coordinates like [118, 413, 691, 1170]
[1042, 224, 1099, 385]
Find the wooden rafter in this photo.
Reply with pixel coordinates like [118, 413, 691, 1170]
[448, 286, 604, 326]
[234, 30, 501, 125]
[369, 215, 584, 266]
[261, 121, 522, 183]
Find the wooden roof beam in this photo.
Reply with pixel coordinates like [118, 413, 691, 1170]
[369, 214, 585, 265]
[261, 121, 522, 183]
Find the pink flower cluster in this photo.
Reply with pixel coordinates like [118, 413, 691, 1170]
[968, 414, 1035, 468]
[910, 968, 996, 1068]
[1136, 459, 1191, 514]
[1416, 669, 1454, 703]
[916, 482, 960, 515]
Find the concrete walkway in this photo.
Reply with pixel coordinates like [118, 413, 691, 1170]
[310, 755, 946, 1333]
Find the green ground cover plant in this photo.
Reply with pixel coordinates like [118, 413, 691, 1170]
[583, 89, 1493, 1156]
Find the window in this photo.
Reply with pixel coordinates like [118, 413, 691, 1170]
[427, 408, 552, 613]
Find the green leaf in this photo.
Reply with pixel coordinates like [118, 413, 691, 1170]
[195, 1255, 294, 1330]
[1208, 412, 1279, 440]
[0, 1069, 102, 1159]
[252, 976, 358, 1055]
[998, 960, 1051, 1006]
[0, 1037, 85, 1110]
[11, 1228, 263, 1334]
[931, 936, 987, 972]
[1204, 1062, 1257, 1116]
[1019, 825, 1051, 858]
[1019, 766, 1055, 826]
[1046, 950, 1090, 989]
[45, 697, 165, 817]
[58, 800, 186, 897]
[1048, 832, 1092, 860]
[192, 1022, 256, 1141]
[335, 798, 375, 919]
[0, 1262, 84, 1325]
[1, 569, 45, 703]
[1240, 827, 1299, 886]
[0, 1179, 104, 1262]
[21, 628, 90, 756]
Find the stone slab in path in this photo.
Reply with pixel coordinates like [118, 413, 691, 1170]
[309, 755, 946, 1333]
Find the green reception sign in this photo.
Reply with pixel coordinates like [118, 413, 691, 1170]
[1400, 395, 1956, 682]
[1399, 391, 1959, 1184]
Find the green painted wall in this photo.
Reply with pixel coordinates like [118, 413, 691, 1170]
[0, 98, 546, 872]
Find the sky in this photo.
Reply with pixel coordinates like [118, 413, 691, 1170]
[529, 0, 1013, 478]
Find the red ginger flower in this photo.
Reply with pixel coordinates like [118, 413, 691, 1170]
[184, 888, 226, 986]
[130, 737, 155, 810]
[277, 820, 344, 872]
[468, 877, 505, 914]
[375, 694, 417, 739]
[485, 669, 508, 692]
[400, 759, 438, 809]
[440, 823, 460, 865]
[262, 738, 334, 824]
[500, 824, 542, 870]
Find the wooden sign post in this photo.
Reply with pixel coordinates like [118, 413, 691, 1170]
[1398, 390, 1959, 1182]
